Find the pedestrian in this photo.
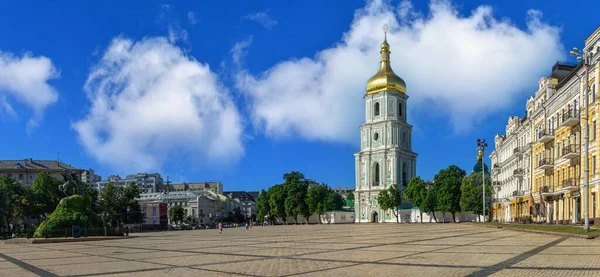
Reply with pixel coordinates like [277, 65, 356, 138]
[124, 226, 129, 236]
[245, 221, 249, 231]
[219, 222, 223, 234]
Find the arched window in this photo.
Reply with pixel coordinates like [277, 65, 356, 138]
[374, 102, 380, 116]
[398, 103, 403, 116]
[373, 163, 380, 186]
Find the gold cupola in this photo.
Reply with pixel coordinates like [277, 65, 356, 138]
[365, 25, 406, 95]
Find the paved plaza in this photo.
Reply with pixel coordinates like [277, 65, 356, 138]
[2, 224, 600, 276]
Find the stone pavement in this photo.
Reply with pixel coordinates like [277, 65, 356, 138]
[2, 224, 600, 276]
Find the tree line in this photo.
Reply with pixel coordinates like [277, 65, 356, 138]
[256, 171, 346, 224]
[0, 172, 143, 237]
[404, 165, 492, 223]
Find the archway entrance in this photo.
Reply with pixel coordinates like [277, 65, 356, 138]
[371, 211, 379, 223]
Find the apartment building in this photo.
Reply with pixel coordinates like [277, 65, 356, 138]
[0, 159, 82, 186]
[491, 27, 600, 223]
[95, 172, 163, 193]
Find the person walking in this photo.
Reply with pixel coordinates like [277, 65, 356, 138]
[219, 222, 223, 234]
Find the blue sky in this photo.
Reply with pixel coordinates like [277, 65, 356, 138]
[0, 0, 598, 192]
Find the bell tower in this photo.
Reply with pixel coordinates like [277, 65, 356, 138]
[354, 24, 418, 223]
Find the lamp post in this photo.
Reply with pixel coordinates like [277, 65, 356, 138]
[477, 139, 488, 222]
[570, 46, 594, 232]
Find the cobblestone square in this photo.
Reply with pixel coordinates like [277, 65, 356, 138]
[2, 224, 600, 276]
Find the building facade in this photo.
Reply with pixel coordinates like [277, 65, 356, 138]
[224, 191, 258, 219]
[491, 27, 600, 223]
[95, 172, 163, 193]
[81, 169, 101, 185]
[354, 29, 418, 223]
[0, 159, 82, 186]
[163, 182, 223, 194]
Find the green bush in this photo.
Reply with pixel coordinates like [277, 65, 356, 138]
[34, 195, 106, 238]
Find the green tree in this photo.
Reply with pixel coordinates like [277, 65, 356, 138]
[282, 171, 309, 224]
[256, 189, 271, 224]
[327, 190, 345, 211]
[32, 172, 62, 219]
[376, 184, 402, 223]
[434, 165, 466, 222]
[405, 176, 427, 223]
[169, 205, 185, 225]
[346, 191, 355, 202]
[98, 183, 120, 228]
[122, 182, 143, 224]
[421, 183, 438, 223]
[268, 184, 287, 224]
[460, 173, 493, 221]
[307, 184, 329, 224]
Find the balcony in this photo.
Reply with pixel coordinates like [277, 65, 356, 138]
[512, 190, 524, 197]
[561, 109, 579, 127]
[538, 158, 554, 170]
[560, 178, 579, 190]
[537, 129, 554, 143]
[513, 147, 525, 157]
[492, 181, 501, 187]
[513, 169, 524, 177]
[561, 145, 580, 160]
[540, 185, 556, 196]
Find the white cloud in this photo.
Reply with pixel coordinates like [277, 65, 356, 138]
[236, 0, 564, 143]
[0, 51, 59, 129]
[187, 11, 198, 26]
[73, 37, 244, 172]
[231, 37, 253, 66]
[243, 10, 278, 29]
[158, 4, 188, 44]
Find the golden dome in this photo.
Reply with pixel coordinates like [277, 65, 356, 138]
[365, 31, 406, 94]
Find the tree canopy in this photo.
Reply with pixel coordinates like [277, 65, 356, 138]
[405, 176, 427, 223]
[434, 165, 466, 222]
[376, 184, 402, 223]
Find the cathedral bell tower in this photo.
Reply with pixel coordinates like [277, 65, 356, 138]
[354, 25, 418, 223]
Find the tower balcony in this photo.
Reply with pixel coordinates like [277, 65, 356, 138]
[537, 130, 554, 143]
[513, 147, 525, 157]
[561, 145, 580, 160]
[513, 169, 524, 177]
[561, 109, 580, 128]
[538, 158, 554, 170]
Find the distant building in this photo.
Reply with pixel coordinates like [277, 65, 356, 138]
[0, 159, 82, 186]
[95, 172, 163, 193]
[81, 169, 101, 185]
[162, 182, 223, 194]
[224, 191, 259, 218]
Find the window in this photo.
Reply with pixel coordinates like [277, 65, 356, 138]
[152, 207, 157, 216]
[592, 84, 596, 102]
[374, 102, 380, 116]
[594, 156, 597, 175]
[398, 103, 403, 116]
[18, 174, 23, 180]
[143, 207, 147, 215]
[594, 121, 597, 141]
[30, 174, 35, 180]
[373, 163, 380, 186]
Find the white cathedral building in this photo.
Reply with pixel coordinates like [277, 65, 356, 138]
[354, 28, 418, 223]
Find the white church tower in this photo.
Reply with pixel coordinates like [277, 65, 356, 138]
[354, 25, 418, 223]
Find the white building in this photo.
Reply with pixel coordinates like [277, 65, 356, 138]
[354, 29, 417, 223]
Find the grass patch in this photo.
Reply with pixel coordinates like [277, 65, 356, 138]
[476, 222, 600, 236]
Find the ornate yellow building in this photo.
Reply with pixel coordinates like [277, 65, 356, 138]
[491, 27, 600, 223]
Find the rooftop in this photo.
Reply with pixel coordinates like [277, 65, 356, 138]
[0, 159, 80, 171]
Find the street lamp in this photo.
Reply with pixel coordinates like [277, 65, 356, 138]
[570, 46, 594, 232]
[477, 139, 488, 222]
